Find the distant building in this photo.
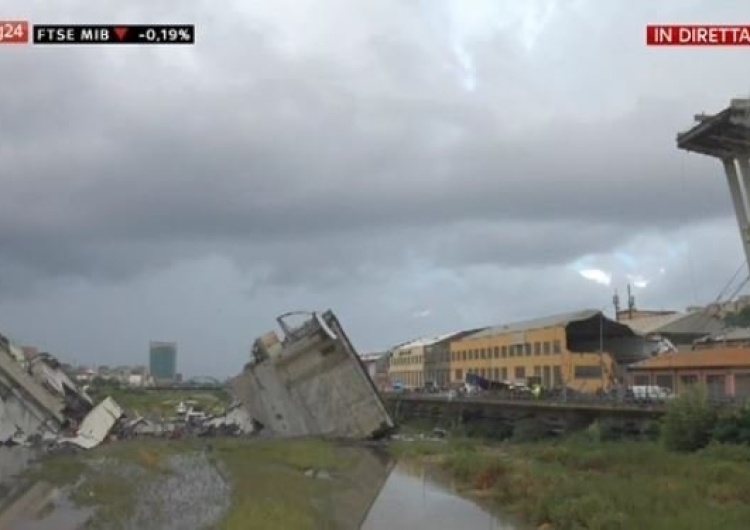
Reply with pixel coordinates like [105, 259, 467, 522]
[388, 332, 471, 390]
[149, 341, 177, 381]
[620, 311, 724, 350]
[617, 309, 676, 321]
[423, 329, 485, 388]
[695, 295, 750, 318]
[360, 351, 390, 391]
[627, 347, 750, 400]
[695, 328, 750, 350]
[449, 310, 646, 394]
[127, 373, 146, 387]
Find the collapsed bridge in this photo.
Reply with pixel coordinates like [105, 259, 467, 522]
[230, 310, 396, 440]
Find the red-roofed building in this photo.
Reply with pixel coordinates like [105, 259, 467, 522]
[627, 347, 750, 399]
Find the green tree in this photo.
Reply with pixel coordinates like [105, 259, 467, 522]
[713, 404, 750, 445]
[724, 307, 750, 327]
[662, 385, 717, 452]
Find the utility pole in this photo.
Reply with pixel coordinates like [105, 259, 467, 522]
[612, 290, 620, 321]
[627, 283, 635, 320]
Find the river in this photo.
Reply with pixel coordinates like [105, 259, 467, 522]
[362, 461, 521, 530]
[0, 446, 520, 529]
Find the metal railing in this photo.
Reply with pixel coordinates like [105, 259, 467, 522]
[381, 389, 745, 409]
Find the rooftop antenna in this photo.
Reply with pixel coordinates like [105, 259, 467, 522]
[627, 283, 635, 319]
[612, 290, 620, 320]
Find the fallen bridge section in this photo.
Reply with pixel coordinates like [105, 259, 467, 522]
[230, 311, 396, 439]
[0, 333, 97, 445]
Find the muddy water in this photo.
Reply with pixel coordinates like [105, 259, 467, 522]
[362, 461, 522, 530]
[0, 450, 230, 530]
[0, 447, 36, 481]
[0, 446, 520, 530]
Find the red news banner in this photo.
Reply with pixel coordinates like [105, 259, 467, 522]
[0, 22, 195, 44]
[0, 20, 28, 43]
[647, 24, 750, 46]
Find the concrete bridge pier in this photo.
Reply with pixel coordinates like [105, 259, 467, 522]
[678, 98, 750, 268]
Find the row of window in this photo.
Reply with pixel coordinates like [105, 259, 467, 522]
[631, 373, 740, 398]
[391, 371, 423, 387]
[452, 340, 562, 362]
[454, 364, 602, 383]
[391, 355, 423, 366]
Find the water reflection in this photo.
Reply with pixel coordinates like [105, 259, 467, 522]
[362, 461, 519, 530]
[0, 446, 519, 530]
[0, 447, 37, 482]
[0, 480, 92, 530]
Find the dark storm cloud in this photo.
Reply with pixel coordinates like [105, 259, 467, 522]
[0, 0, 747, 297]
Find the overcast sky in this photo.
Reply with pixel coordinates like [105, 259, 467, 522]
[1, 1, 749, 377]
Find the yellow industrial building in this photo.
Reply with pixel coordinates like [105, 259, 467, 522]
[449, 310, 645, 393]
[388, 333, 460, 389]
[388, 344, 424, 389]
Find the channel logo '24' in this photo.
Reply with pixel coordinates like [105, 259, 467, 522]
[0, 21, 28, 44]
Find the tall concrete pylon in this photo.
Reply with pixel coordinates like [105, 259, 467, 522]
[677, 98, 750, 270]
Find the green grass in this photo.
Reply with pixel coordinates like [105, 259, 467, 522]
[26, 438, 361, 530]
[88, 386, 231, 417]
[26, 440, 192, 528]
[212, 438, 356, 530]
[394, 437, 750, 530]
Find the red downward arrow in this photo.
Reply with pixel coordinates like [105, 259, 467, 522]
[114, 27, 128, 41]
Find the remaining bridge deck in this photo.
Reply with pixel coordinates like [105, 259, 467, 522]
[382, 393, 668, 417]
[380, 393, 688, 434]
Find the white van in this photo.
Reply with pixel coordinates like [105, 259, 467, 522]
[629, 385, 674, 402]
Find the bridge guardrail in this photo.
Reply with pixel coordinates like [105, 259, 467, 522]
[380, 390, 745, 410]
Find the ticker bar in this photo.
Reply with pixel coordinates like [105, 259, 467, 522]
[32, 24, 195, 45]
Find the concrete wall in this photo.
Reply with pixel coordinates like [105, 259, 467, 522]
[0, 350, 68, 443]
[423, 343, 451, 388]
[230, 311, 395, 439]
[0, 394, 49, 442]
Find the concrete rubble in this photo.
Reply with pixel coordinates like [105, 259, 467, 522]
[230, 310, 396, 439]
[1, 309, 395, 449]
[61, 397, 124, 449]
[0, 333, 98, 447]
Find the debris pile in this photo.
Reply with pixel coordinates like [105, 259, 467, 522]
[229, 310, 396, 439]
[116, 401, 259, 440]
[1, 309, 394, 448]
[0, 333, 96, 446]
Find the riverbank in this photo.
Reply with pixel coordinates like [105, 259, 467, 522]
[393, 436, 750, 530]
[9, 438, 393, 530]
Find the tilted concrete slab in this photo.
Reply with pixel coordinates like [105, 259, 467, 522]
[61, 396, 124, 449]
[0, 331, 100, 444]
[0, 349, 66, 425]
[230, 310, 396, 439]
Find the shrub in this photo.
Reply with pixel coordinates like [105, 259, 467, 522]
[661, 386, 717, 452]
[512, 418, 549, 443]
[642, 420, 661, 441]
[712, 404, 750, 445]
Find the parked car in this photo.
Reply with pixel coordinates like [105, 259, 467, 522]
[627, 385, 674, 403]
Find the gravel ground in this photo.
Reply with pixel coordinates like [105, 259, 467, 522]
[0, 446, 37, 483]
[1, 448, 231, 530]
[123, 452, 231, 530]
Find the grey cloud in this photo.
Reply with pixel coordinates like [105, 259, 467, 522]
[1, 0, 749, 373]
